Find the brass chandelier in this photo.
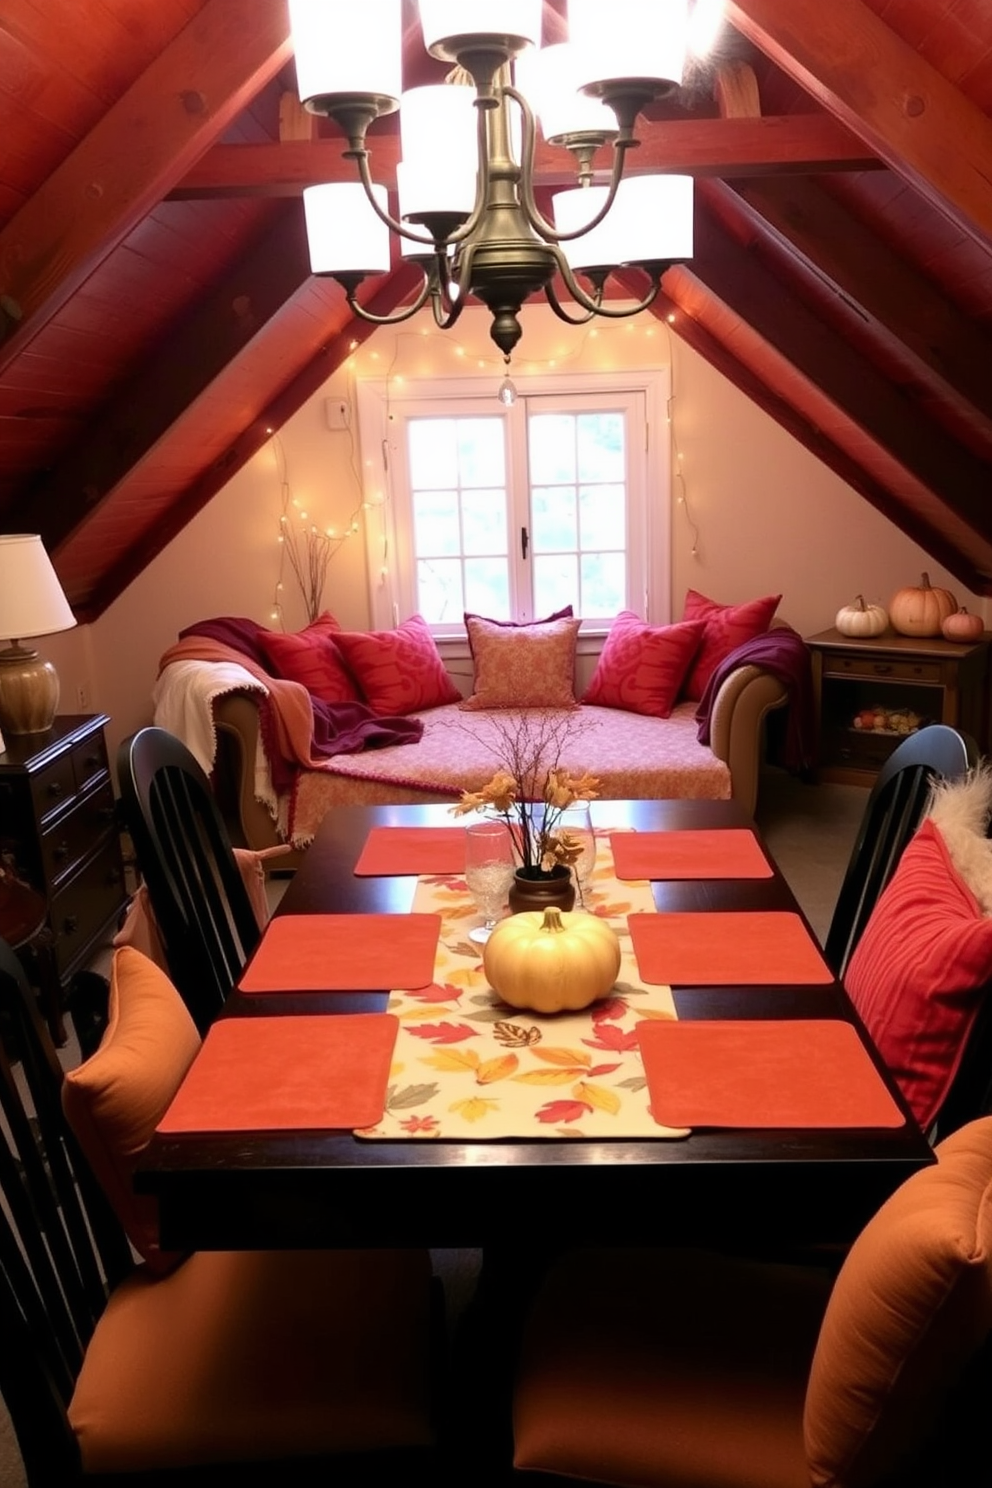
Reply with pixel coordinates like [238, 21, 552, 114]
[289, 0, 694, 358]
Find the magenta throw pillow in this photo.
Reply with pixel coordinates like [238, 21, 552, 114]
[680, 589, 781, 701]
[256, 612, 361, 705]
[583, 612, 706, 717]
[844, 819, 992, 1130]
[333, 614, 462, 715]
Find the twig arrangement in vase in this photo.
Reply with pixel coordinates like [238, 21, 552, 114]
[450, 711, 600, 905]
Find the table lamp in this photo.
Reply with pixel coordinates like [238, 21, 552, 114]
[0, 534, 77, 736]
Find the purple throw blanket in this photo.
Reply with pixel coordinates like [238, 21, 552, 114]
[694, 626, 817, 775]
[179, 616, 424, 793]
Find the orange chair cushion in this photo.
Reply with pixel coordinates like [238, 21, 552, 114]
[69, 1246, 435, 1473]
[513, 1246, 830, 1488]
[61, 946, 201, 1274]
[804, 1115, 992, 1487]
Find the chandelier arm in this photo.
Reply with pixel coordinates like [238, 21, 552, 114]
[553, 252, 665, 317]
[504, 85, 637, 245]
[543, 280, 598, 327]
[336, 268, 435, 325]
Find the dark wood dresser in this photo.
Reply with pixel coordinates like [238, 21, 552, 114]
[0, 714, 128, 1042]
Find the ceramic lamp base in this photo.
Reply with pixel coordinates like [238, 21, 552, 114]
[0, 644, 59, 734]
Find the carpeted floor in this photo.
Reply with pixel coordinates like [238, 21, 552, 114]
[0, 769, 868, 1487]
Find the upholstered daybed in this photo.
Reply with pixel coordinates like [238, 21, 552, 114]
[152, 602, 811, 870]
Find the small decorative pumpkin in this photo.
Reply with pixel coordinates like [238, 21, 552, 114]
[889, 572, 957, 637]
[835, 594, 888, 638]
[483, 906, 621, 1015]
[941, 606, 985, 642]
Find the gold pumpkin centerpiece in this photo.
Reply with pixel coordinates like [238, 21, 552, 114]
[483, 907, 621, 1015]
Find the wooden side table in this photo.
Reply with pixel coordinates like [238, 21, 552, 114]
[0, 714, 128, 1044]
[805, 628, 991, 786]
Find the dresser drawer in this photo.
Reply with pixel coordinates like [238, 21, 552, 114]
[50, 835, 126, 979]
[71, 732, 110, 794]
[40, 778, 117, 889]
[824, 654, 943, 683]
[29, 753, 78, 827]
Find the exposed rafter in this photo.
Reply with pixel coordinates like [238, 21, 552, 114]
[0, 0, 291, 372]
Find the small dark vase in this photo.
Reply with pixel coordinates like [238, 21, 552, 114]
[508, 865, 575, 915]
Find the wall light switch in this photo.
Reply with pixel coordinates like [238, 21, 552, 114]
[325, 397, 350, 430]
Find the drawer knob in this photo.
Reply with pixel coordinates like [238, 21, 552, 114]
[47, 780, 64, 797]
[84, 753, 101, 768]
[52, 842, 69, 862]
[62, 915, 79, 935]
[872, 663, 893, 675]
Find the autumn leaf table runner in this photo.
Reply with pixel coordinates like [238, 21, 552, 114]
[359, 834, 682, 1140]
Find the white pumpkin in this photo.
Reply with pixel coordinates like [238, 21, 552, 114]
[835, 595, 888, 638]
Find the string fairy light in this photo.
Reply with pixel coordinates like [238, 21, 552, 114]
[662, 317, 701, 560]
[268, 428, 367, 627]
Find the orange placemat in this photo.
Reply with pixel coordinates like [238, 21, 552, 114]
[156, 1013, 399, 1132]
[628, 911, 833, 985]
[638, 1019, 905, 1129]
[611, 829, 772, 880]
[354, 826, 469, 876]
[238, 914, 441, 992]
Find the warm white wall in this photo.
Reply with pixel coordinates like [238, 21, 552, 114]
[57, 301, 984, 765]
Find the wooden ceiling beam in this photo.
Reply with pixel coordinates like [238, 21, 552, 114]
[683, 198, 992, 537]
[14, 207, 313, 553]
[169, 113, 881, 200]
[630, 280, 989, 594]
[726, 0, 992, 250]
[82, 265, 425, 618]
[714, 176, 992, 436]
[0, 0, 291, 374]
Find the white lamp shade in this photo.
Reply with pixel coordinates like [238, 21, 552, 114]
[303, 183, 392, 276]
[514, 43, 617, 142]
[0, 535, 76, 642]
[288, 0, 402, 107]
[554, 174, 694, 270]
[569, 0, 688, 94]
[418, 0, 542, 55]
[398, 87, 478, 218]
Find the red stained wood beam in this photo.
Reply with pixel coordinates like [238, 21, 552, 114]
[169, 113, 881, 200]
[0, 0, 291, 373]
[715, 176, 992, 438]
[16, 207, 313, 553]
[81, 265, 425, 617]
[726, 0, 992, 251]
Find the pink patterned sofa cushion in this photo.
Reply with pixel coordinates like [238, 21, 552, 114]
[334, 614, 462, 715]
[461, 614, 581, 710]
[583, 612, 706, 718]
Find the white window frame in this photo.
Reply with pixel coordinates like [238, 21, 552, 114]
[355, 369, 671, 636]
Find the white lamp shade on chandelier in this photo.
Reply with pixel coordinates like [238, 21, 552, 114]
[554, 174, 694, 272]
[289, 0, 696, 357]
[0, 534, 77, 736]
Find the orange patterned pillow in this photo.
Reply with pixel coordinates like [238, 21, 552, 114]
[461, 614, 581, 710]
[334, 614, 462, 715]
[61, 947, 201, 1275]
[583, 612, 706, 717]
[257, 612, 361, 704]
[680, 589, 781, 701]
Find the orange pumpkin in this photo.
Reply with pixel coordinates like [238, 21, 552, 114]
[941, 606, 985, 642]
[889, 573, 957, 637]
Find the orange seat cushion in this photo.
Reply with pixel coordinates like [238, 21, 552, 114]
[61, 946, 202, 1274]
[513, 1246, 828, 1488]
[69, 1247, 434, 1473]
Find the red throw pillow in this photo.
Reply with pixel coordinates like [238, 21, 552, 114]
[844, 819, 992, 1130]
[256, 612, 361, 705]
[679, 589, 781, 701]
[334, 614, 462, 715]
[583, 612, 706, 717]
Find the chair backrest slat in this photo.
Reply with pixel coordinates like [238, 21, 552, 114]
[117, 727, 261, 1034]
[0, 937, 134, 1484]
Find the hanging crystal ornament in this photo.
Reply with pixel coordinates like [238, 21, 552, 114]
[497, 358, 517, 406]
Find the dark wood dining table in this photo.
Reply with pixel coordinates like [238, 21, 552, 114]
[136, 798, 935, 1253]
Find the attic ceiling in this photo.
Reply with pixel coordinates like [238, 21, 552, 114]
[3, 0, 992, 621]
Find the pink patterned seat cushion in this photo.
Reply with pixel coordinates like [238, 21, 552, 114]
[583, 612, 706, 718]
[460, 614, 581, 710]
